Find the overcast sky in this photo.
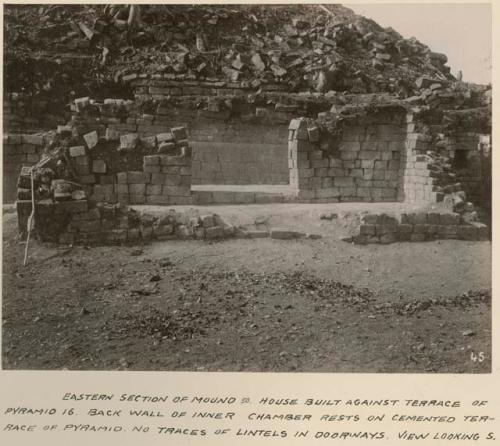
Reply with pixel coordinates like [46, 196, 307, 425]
[349, 3, 491, 84]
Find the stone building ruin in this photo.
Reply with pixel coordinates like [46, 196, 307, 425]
[3, 4, 491, 245]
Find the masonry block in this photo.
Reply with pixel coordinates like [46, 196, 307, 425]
[92, 159, 107, 174]
[84, 131, 99, 149]
[144, 155, 160, 165]
[146, 195, 170, 205]
[60, 200, 88, 214]
[168, 125, 187, 141]
[151, 173, 167, 185]
[128, 171, 151, 184]
[129, 183, 146, 195]
[69, 146, 86, 157]
[22, 134, 44, 146]
[144, 165, 161, 173]
[163, 186, 191, 197]
[120, 133, 138, 151]
[76, 175, 96, 184]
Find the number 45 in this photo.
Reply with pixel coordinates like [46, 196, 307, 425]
[470, 351, 485, 363]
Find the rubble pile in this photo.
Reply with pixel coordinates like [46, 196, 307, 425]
[5, 4, 459, 102]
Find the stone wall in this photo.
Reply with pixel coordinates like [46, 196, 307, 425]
[17, 199, 236, 245]
[191, 141, 287, 185]
[66, 128, 193, 206]
[71, 91, 310, 186]
[12, 105, 194, 246]
[288, 108, 406, 203]
[289, 100, 491, 209]
[3, 134, 46, 203]
[399, 107, 491, 210]
[6, 89, 491, 214]
[129, 76, 290, 101]
[353, 212, 488, 244]
[399, 128, 442, 204]
[88, 153, 192, 206]
[3, 93, 68, 134]
[129, 75, 326, 186]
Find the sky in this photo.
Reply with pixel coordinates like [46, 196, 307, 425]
[349, 3, 491, 84]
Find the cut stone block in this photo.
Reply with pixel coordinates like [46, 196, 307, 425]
[144, 155, 160, 166]
[200, 214, 215, 228]
[69, 146, 86, 157]
[129, 183, 146, 195]
[270, 228, 303, 239]
[205, 226, 224, 239]
[171, 126, 188, 141]
[22, 134, 44, 146]
[60, 200, 88, 214]
[156, 132, 174, 143]
[75, 164, 90, 175]
[120, 133, 138, 151]
[128, 171, 151, 184]
[160, 155, 189, 166]
[141, 135, 157, 149]
[245, 230, 269, 238]
[57, 125, 73, 136]
[158, 142, 177, 154]
[92, 159, 107, 174]
[75, 175, 96, 184]
[74, 97, 90, 111]
[105, 128, 120, 141]
[84, 131, 99, 149]
[144, 165, 161, 173]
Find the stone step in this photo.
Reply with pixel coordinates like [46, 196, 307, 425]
[191, 184, 297, 205]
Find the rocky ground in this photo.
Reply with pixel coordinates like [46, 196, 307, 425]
[2, 206, 491, 373]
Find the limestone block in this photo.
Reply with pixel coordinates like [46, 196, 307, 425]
[69, 146, 86, 157]
[84, 131, 99, 149]
[92, 159, 107, 174]
[144, 155, 160, 165]
[128, 171, 151, 184]
[22, 134, 44, 146]
[144, 165, 161, 173]
[270, 228, 303, 239]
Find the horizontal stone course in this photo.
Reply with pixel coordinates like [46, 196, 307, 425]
[353, 211, 488, 244]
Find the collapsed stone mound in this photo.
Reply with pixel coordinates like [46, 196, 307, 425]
[5, 4, 461, 105]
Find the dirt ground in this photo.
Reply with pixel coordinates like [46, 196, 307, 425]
[1, 204, 491, 373]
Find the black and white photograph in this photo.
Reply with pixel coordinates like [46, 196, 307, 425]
[2, 2, 492, 374]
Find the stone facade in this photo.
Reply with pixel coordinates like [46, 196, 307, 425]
[3, 92, 68, 133]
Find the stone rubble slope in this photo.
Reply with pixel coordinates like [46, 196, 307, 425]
[5, 4, 464, 101]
